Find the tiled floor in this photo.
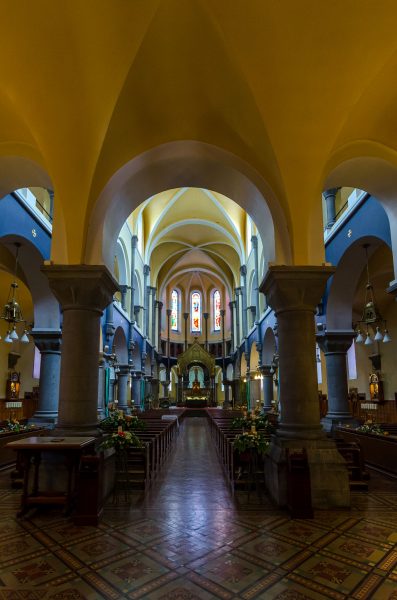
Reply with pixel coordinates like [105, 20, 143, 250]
[0, 418, 397, 599]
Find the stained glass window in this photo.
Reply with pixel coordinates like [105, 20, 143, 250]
[171, 289, 178, 331]
[214, 290, 221, 331]
[191, 291, 201, 332]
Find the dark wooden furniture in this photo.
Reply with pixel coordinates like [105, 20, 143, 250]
[6, 436, 96, 516]
[336, 427, 397, 479]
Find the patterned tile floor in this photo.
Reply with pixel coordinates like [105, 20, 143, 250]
[0, 418, 397, 599]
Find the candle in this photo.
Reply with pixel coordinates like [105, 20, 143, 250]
[117, 425, 122, 433]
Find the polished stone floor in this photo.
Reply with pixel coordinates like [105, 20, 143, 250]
[0, 418, 397, 599]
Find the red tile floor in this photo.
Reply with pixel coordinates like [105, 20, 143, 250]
[0, 418, 397, 599]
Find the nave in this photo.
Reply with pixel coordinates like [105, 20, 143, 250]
[1, 418, 397, 599]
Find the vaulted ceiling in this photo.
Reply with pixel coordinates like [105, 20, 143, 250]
[1, 1, 397, 266]
[130, 188, 249, 295]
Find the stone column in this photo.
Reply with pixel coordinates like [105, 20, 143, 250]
[235, 288, 241, 346]
[203, 313, 209, 351]
[229, 301, 235, 352]
[183, 312, 189, 350]
[42, 265, 118, 435]
[120, 284, 128, 311]
[261, 365, 274, 413]
[240, 265, 248, 338]
[151, 287, 157, 347]
[323, 188, 339, 229]
[252, 235, 260, 320]
[130, 235, 138, 322]
[131, 372, 141, 408]
[97, 352, 106, 419]
[260, 266, 350, 509]
[30, 329, 62, 424]
[143, 264, 150, 337]
[317, 331, 358, 431]
[117, 364, 130, 414]
[157, 301, 163, 354]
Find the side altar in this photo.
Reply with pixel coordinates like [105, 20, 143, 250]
[177, 340, 216, 407]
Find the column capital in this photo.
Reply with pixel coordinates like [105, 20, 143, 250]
[117, 364, 130, 376]
[251, 235, 258, 248]
[322, 188, 339, 200]
[220, 309, 226, 317]
[259, 364, 273, 377]
[260, 265, 335, 314]
[166, 308, 172, 317]
[143, 264, 151, 276]
[229, 300, 235, 309]
[42, 265, 119, 313]
[240, 264, 247, 277]
[316, 330, 355, 354]
[157, 300, 163, 310]
[31, 329, 62, 353]
[203, 312, 209, 320]
[183, 312, 189, 320]
[235, 287, 242, 296]
[131, 235, 138, 249]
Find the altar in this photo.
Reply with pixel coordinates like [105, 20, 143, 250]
[177, 340, 215, 407]
[183, 389, 210, 407]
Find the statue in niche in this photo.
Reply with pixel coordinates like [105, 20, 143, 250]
[192, 367, 200, 391]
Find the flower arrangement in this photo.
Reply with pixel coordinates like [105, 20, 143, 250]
[233, 431, 269, 455]
[356, 422, 386, 435]
[231, 414, 275, 433]
[0, 419, 36, 434]
[99, 410, 145, 432]
[99, 430, 143, 452]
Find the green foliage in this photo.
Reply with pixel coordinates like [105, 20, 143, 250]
[231, 414, 275, 433]
[356, 422, 385, 435]
[99, 411, 146, 432]
[233, 432, 269, 455]
[99, 430, 143, 452]
[0, 419, 37, 434]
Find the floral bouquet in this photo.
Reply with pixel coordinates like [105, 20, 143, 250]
[99, 430, 143, 452]
[233, 431, 269, 455]
[0, 419, 37, 434]
[231, 414, 275, 433]
[99, 410, 145, 432]
[356, 422, 386, 435]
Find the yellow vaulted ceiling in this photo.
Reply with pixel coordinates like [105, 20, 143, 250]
[1, 1, 397, 264]
[132, 188, 243, 292]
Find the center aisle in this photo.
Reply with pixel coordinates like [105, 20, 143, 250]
[143, 416, 235, 513]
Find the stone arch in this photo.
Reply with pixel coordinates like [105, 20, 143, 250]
[323, 148, 397, 281]
[113, 326, 128, 364]
[0, 234, 60, 330]
[85, 141, 291, 272]
[226, 363, 234, 380]
[262, 326, 277, 365]
[114, 238, 129, 285]
[326, 236, 392, 330]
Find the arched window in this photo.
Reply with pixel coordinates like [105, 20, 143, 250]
[213, 290, 221, 331]
[171, 289, 178, 331]
[191, 291, 201, 332]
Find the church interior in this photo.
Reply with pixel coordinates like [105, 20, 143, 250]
[1, 1, 397, 598]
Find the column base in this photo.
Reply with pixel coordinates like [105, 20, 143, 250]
[265, 435, 350, 509]
[321, 414, 359, 433]
[29, 412, 58, 428]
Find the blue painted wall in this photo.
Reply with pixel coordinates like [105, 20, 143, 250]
[325, 195, 391, 266]
[0, 193, 51, 259]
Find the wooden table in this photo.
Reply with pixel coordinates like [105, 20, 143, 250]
[6, 436, 96, 516]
